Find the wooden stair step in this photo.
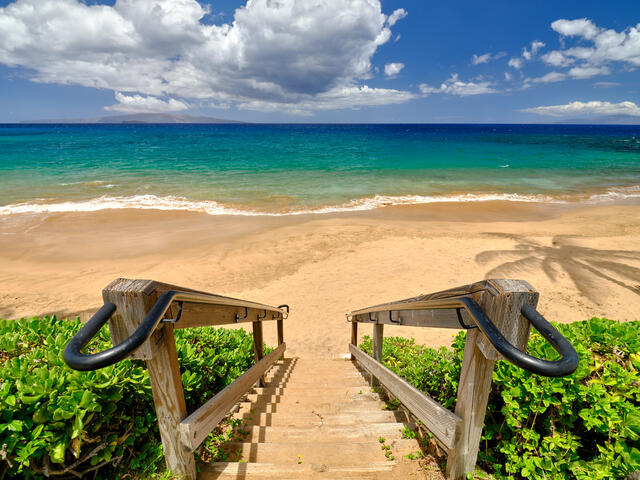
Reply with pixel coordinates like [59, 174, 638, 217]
[220, 440, 418, 464]
[236, 400, 388, 415]
[244, 391, 384, 405]
[233, 422, 408, 443]
[251, 386, 375, 396]
[233, 410, 407, 427]
[198, 461, 395, 479]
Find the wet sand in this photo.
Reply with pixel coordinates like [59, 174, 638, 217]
[1, 201, 639, 356]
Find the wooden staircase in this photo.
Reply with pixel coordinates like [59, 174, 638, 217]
[199, 356, 423, 479]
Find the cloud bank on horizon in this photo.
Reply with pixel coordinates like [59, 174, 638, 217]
[0, 0, 638, 119]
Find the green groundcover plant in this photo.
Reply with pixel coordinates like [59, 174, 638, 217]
[361, 318, 640, 480]
[0, 316, 258, 479]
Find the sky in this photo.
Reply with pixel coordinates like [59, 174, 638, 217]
[0, 0, 639, 123]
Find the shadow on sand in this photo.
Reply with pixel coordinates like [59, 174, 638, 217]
[476, 233, 640, 302]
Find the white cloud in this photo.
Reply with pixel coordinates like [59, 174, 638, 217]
[523, 100, 640, 117]
[541, 50, 573, 67]
[384, 62, 404, 77]
[526, 71, 566, 84]
[546, 19, 640, 69]
[504, 72, 512, 81]
[552, 18, 599, 40]
[419, 74, 497, 96]
[472, 53, 492, 65]
[105, 92, 189, 113]
[568, 65, 610, 79]
[508, 57, 523, 69]
[386, 8, 407, 27]
[472, 51, 506, 65]
[0, 0, 411, 114]
[593, 81, 621, 88]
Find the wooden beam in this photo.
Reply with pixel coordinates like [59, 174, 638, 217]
[352, 307, 460, 329]
[179, 343, 286, 452]
[350, 345, 461, 450]
[102, 278, 285, 358]
[372, 324, 384, 362]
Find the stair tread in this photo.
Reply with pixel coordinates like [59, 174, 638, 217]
[199, 461, 395, 479]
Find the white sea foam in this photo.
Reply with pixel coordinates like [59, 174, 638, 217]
[1, 187, 638, 217]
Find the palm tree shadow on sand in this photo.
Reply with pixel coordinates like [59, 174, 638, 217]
[476, 234, 640, 303]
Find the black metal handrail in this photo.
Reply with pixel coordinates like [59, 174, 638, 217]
[458, 298, 578, 377]
[350, 298, 578, 378]
[64, 291, 288, 371]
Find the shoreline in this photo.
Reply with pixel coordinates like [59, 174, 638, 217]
[1, 200, 639, 356]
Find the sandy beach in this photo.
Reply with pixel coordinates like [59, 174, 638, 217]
[1, 201, 639, 356]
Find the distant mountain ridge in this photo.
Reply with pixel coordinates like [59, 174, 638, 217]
[20, 113, 245, 124]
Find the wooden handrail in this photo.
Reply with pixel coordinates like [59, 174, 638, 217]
[98, 278, 289, 480]
[348, 279, 540, 480]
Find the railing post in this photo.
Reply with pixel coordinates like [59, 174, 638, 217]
[350, 321, 358, 359]
[277, 318, 284, 345]
[253, 320, 265, 387]
[372, 323, 384, 386]
[103, 281, 196, 480]
[446, 280, 538, 480]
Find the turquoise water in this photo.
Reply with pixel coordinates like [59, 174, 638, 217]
[0, 124, 639, 215]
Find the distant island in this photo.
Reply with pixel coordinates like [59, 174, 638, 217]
[20, 113, 245, 124]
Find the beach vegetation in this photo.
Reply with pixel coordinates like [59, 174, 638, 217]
[360, 317, 640, 479]
[0, 316, 259, 479]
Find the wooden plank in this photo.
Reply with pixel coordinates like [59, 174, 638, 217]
[372, 324, 384, 362]
[349, 280, 488, 316]
[350, 345, 461, 450]
[179, 343, 286, 452]
[172, 303, 284, 330]
[352, 307, 460, 329]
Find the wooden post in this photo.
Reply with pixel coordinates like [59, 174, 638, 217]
[371, 323, 384, 386]
[103, 281, 196, 480]
[446, 280, 538, 480]
[277, 318, 284, 345]
[351, 321, 358, 348]
[253, 321, 265, 387]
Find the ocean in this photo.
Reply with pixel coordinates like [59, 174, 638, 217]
[1, 123, 639, 216]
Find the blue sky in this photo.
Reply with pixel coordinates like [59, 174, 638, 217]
[0, 0, 639, 123]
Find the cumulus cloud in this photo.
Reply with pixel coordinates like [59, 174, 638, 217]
[419, 74, 497, 96]
[544, 19, 640, 68]
[0, 0, 411, 114]
[523, 100, 640, 117]
[384, 62, 404, 77]
[105, 92, 189, 113]
[386, 8, 407, 27]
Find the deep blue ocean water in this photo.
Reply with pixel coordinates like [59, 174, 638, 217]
[0, 123, 639, 215]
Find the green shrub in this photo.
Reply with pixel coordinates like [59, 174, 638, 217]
[0, 316, 259, 479]
[361, 318, 640, 479]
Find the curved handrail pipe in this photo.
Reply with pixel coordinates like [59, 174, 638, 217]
[64, 290, 288, 371]
[350, 297, 578, 378]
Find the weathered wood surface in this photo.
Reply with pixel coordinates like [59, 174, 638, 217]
[446, 329, 495, 480]
[352, 308, 461, 329]
[350, 345, 461, 450]
[102, 278, 286, 358]
[253, 321, 265, 387]
[474, 279, 538, 360]
[146, 324, 196, 479]
[180, 343, 286, 452]
[277, 319, 284, 346]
